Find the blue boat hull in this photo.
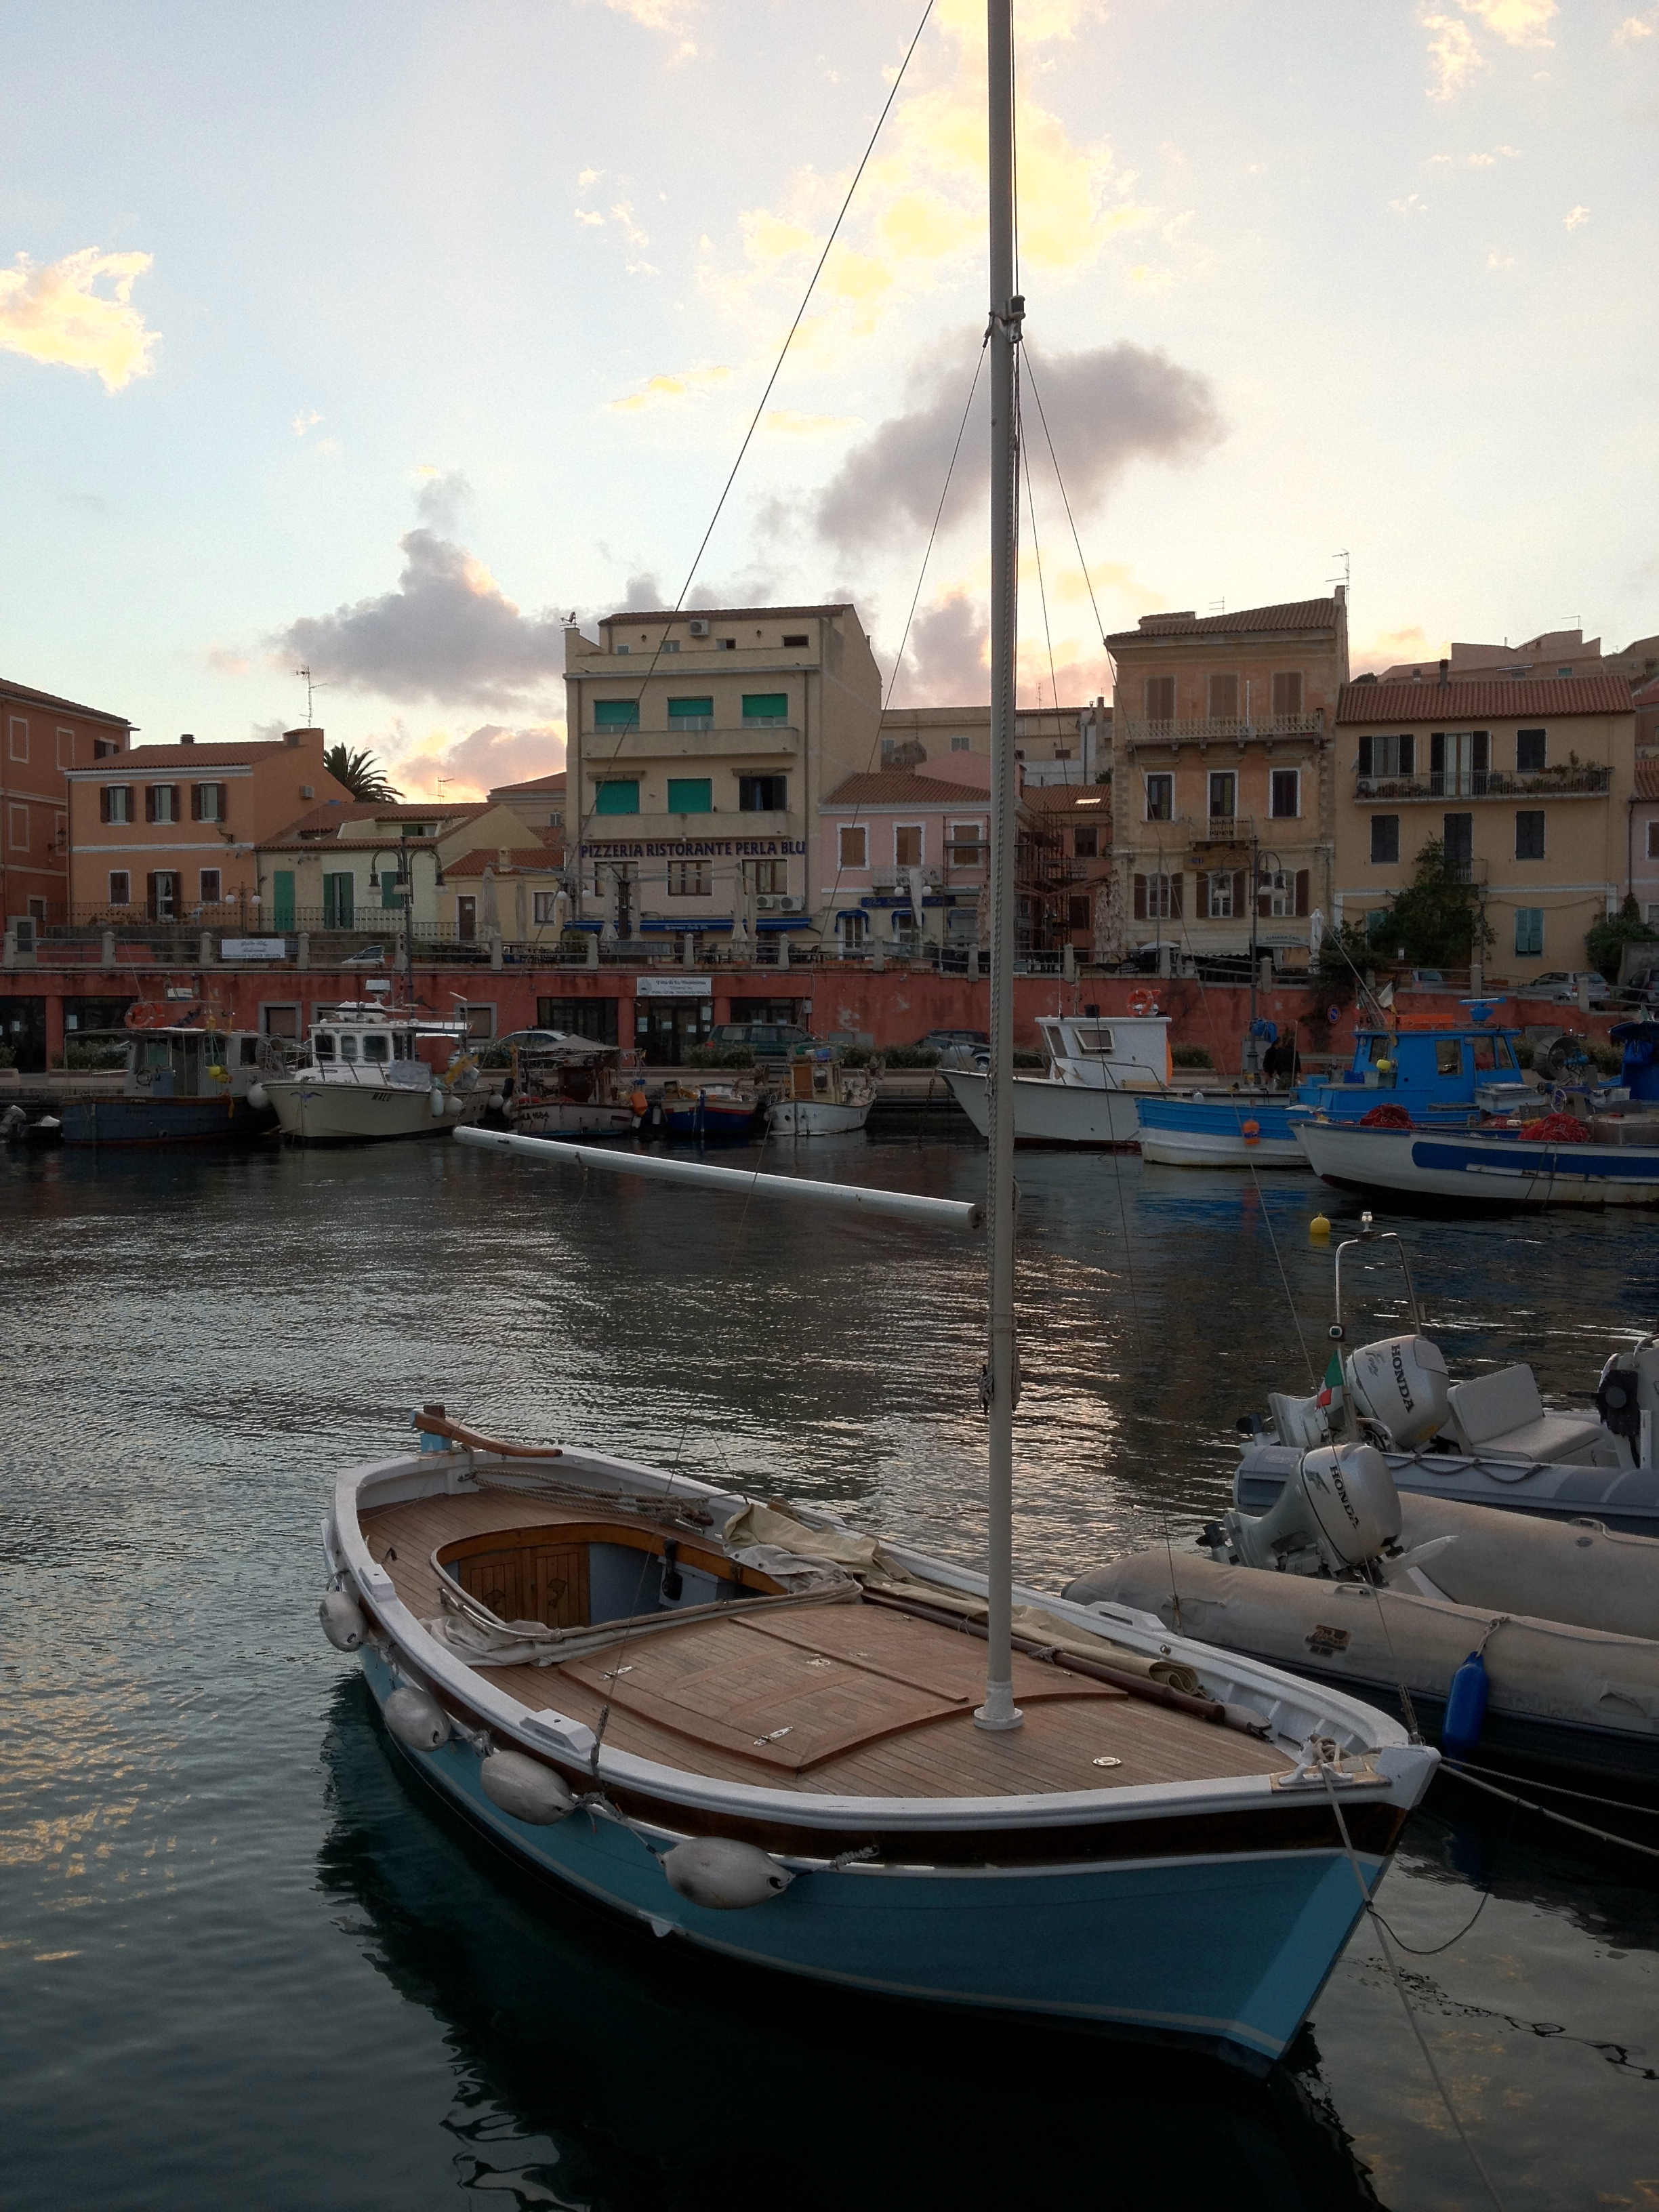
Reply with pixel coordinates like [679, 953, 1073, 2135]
[1296, 1121, 1659, 1208]
[361, 1649, 1387, 2072]
[58, 1094, 276, 1146]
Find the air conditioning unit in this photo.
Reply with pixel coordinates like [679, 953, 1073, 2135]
[687, 617, 711, 636]
[779, 895, 804, 912]
[756, 894, 781, 912]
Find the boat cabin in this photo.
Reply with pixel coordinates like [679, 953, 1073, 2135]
[1324, 1019, 1529, 1108]
[122, 1027, 270, 1100]
[1036, 1012, 1172, 1090]
[298, 1002, 470, 1088]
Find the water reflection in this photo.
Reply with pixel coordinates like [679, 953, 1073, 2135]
[317, 1677, 1380, 2212]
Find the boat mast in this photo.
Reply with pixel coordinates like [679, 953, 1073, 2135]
[977, 0, 1023, 1734]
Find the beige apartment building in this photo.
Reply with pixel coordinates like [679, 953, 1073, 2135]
[253, 796, 544, 933]
[1334, 674, 1635, 980]
[879, 701, 1109, 785]
[564, 604, 881, 947]
[1107, 594, 1348, 962]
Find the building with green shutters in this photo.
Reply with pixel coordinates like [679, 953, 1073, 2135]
[564, 602, 882, 948]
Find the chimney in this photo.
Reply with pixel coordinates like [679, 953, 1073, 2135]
[1437, 658, 1450, 687]
[179, 732, 195, 745]
[285, 726, 323, 747]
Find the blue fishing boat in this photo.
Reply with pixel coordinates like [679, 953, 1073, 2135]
[58, 1022, 279, 1145]
[655, 1080, 763, 1141]
[1136, 1002, 1532, 1167]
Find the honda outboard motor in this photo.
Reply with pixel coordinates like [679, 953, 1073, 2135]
[1263, 1335, 1450, 1452]
[1216, 1442, 1402, 1578]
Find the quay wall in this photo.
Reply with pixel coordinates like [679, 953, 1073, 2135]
[0, 958, 1628, 1075]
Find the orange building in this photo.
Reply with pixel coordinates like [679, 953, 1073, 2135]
[66, 726, 350, 924]
[2, 676, 134, 929]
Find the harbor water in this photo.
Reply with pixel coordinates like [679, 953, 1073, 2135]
[2, 1134, 1656, 2210]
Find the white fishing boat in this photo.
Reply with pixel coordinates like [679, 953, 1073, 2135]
[942, 1011, 1170, 1146]
[314, 9, 1435, 2074]
[255, 1000, 480, 1144]
[769, 1046, 874, 1137]
[504, 1031, 644, 1140]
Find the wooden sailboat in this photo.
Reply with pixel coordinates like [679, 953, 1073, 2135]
[318, 1, 1435, 2070]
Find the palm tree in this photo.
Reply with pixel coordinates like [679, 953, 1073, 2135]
[324, 744, 403, 802]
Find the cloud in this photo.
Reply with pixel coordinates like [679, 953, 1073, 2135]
[0, 247, 158, 392]
[1421, 14, 1483, 97]
[293, 409, 323, 437]
[896, 591, 988, 703]
[1614, 10, 1657, 37]
[594, 0, 698, 54]
[1486, 248, 1517, 267]
[813, 333, 1223, 556]
[1388, 192, 1431, 215]
[605, 364, 732, 413]
[1461, 0, 1554, 42]
[1563, 204, 1591, 228]
[205, 645, 254, 676]
[1353, 623, 1447, 676]
[394, 720, 566, 801]
[271, 475, 568, 710]
[1422, 0, 1555, 97]
[761, 409, 860, 436]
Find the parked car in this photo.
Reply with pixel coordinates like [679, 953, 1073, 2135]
[705, 1022, 812, 1062]
[1528, 970, 1612, 1005]
[916, 1029, 989, 1051]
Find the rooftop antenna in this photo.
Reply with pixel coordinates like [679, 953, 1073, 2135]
[1329, 550, 1351, 590]
[295, 664, 329, 724]
[1209, 597, 1225, 615]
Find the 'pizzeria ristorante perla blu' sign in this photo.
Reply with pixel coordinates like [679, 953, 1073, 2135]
[580, 838, 807, 860]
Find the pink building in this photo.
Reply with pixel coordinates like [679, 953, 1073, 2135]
[817, 756, 994, 953]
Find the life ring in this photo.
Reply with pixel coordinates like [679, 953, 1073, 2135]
[1127, 989, 1158, 1017]
[124, 1001, 169, 1030]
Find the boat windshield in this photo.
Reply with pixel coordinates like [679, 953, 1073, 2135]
[361, 1033, 391, 1064]
[315, 1033, 335, 1062]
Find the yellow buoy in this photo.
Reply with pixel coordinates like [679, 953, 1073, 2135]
[1309, 1213, 1331, 1242]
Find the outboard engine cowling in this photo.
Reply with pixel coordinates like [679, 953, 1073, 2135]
[1223, 1442, 1401, 1576]
[1345, 1335, 1450, 1448]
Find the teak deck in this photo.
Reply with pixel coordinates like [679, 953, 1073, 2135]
[363, 1487, 1290, 1799]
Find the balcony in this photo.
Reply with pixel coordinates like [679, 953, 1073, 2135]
[1121, 713, 1324, 747]
[1189, 814, 1256, 851]
[1355, 766, 1612, 802]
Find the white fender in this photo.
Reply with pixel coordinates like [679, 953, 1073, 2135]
[319, 1589, 369, 1650]
[384, 1685, 451, 1750]
[430, 1088, 447, 1118]
[247, 1080, 268, 1110]
[660, 1837, 794, 1909]
[478, 1748, 576, 1824]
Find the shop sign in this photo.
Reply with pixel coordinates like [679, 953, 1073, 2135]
[580, 839, 806, 860]
[637, 976, 712, 998]
[221, 938, 289, 960]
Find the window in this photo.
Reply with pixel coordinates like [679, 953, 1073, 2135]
[948, 821, 983, 863]
[782, 634, 809, 648]
[1208, 674, 1240, 720]
[668, 860, 712, 896]
[1068, 895, 1092, 929]
[1073, 823, 1098, 858]
[717, 638, 736, 651]
[1202, 870, 1240, 919]
[1370, 815, 1400, 864]
[7, 717, 26, 761]
[665, 777, 712, 813]
[1515, 811, 1545, 860]
[890, 906, 918, 942]
[108, 870, 131, 906]
[1357, 734, 1415, 779]
[1472, 1037, 1496, 1071]
[594, 779, 640, 815]
[838, 909, 867, 947]
[1647, 905, 1659, 926]
[145, 783, 178, 824]
[738, 775, 787, 811]
[322, 873, 354, 928]
[7, 804, 26, 851]
[1364, 908, 1393, 944]
[146, 870, 180, 920]
[263, 1004, 300, 1038]
[460, 1004, 496, 1041]
[1516, 729, 1547, 774]
[1144, 772, 1173, 821]
[537, 998, 618, 1044]
[532, 892, 562, 925]
[594, 699, 640, 729]
[361, 1032, 391, 1065]
[1443, 813, 1473, 872]
[199, 868, 222, 905]
[613, 644, 630, 655]
[1208, 770, 1236, 821]
[94, 737, 120, 758]
[838, 824, 867, 869]
[895, 825, 923, 866]
[667, 698, 713, 730]
[1429, 731, 1489, 794]
[191, 783, 224, 822]
[1648, 821, 1659, 861]
[456, 895, 477, 941]
[1515, 908, 1544, 958]
[1143, 675, 1175, 722]
[101, 785, 132, 825]
[1271, 672, 1303, 718]
[1269, 768, 1300, 819]
[1435, 1039, 1463, 1077]
[950, 735, 972, 752]
[1132, 872, 1182, 920]
[741, 694, 789, 724]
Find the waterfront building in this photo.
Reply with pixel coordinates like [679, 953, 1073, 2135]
[1107, 595, 1348, 966]
[2, 676, 134, 934]
[1024, 783, 1113, 958]
[436, 844, 569, 954]
[562, 603, 880, 950]
[817, 756, 993, 956]
[1333, 673, 1635, 981]
[879, 701, 1109, 785]
[487, 769, 565, 844]
[66, 726, 350, 927]
[252, 796, 542, 934]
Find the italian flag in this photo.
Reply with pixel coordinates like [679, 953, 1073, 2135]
[1316, 1353, 1345, 1420]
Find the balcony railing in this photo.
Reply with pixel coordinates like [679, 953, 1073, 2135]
[1121, 713, 1324, 745]
[1355, 766, 1612, 801]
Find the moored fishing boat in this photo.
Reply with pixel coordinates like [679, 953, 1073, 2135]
[656, 1079, 763, 1141]
[942, 1010, 1170, 1147]
[769, 1045, 874, 1136]
[256, 1000, 481, 1144]
[58, 1019, 278, 1145]
[502, 1030, 644, 1140]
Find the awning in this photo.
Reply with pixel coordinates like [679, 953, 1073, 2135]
[637, 916, 734, 933]
[756, 916, 814, 931]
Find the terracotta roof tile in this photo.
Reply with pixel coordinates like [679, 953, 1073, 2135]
[79, 738, 314, 769]
[1635, 763, 1659, 799]
[820, 771, 1000, 808]
[1023, 783, 1112, 814]
[1338, 676, 1633, 723]
[442, 846, 567, 878]
[488, 771, 566, 796]
[0, 677, 133, 725]
[1107, 598, 1340, 643]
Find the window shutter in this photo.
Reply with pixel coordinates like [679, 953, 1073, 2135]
[190, 783, 202, 821]
[144, 785, 157, 824]
[1192, 869, 1206, 914]
[1233, 869, 1247, 916]
[1401, 733, 1416, 775]
[1295, 869, 1309, 917]
[1272, 672, 1303, 718]
[100, 787, 112, 824]
[1357, 735, 1372, 777]
[1472, 731, 1489, 773]
[1430, 733, 1445, 774]
[1133, 874, 1147, 920]
[1169, 873, 1183, 919]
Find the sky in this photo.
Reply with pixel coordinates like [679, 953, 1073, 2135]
[1, 0, 1654, 798]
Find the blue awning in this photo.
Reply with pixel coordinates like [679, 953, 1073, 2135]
[756, 916, 814, 931]
[637, 916, 734, 933]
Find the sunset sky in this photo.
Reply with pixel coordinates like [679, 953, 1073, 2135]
[1, 0, 1653, 796]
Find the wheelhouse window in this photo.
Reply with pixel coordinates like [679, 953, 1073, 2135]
[361, 1033, 391, 1064]
[1435, 1040, 1462, 1076]
[838, 825, 867, 868]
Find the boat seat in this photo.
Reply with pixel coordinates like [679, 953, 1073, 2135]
[1446, 1365, 1605, 1465]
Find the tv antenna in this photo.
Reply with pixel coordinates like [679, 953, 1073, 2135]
[295, 664, 329, 723]
[1330, 550, 1351, 590]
